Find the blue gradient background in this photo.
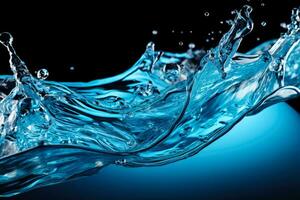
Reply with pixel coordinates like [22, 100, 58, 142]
[11, 103, 300, 200]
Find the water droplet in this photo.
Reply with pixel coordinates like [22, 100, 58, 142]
[231, 10, 237, 15]
[211, 31, 214, 34]
[180, 31, 184, 34]
[95, 161, 103, 167]
[188, 43, 195, 49]
[146, 42, 155, 51]
[189, 30, 193, 34]
[261, 21, 267, 27]
[256, 37, 261, 41]
[152, 30, 158, 35]
[220, 21, 224, 24]
[70, 66, 75, 71]
[280, 22, 287, 29]
[37, 69, 49, 80]
[204, 12, 209, 17]
[171, 30, 175, 33]
[205, 39, 210, 43]
[226, 20, 234, 26]
[218, 30, 222, 34]
[0, 32, 13, 46]
[211, 37, 215, 41]
[178, 41, 184, 46]
[261, 2, 265, 7]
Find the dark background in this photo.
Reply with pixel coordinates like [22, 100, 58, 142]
[1, 0, 300, 199]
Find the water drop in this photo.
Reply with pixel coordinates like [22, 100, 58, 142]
[256, 37, 261, 41]
[95, 161, 103, 167]
[231, 10, 237, 15]
[220, 21, 224, 24]
[218, 30, 222, 34]
[188, 43, 195, 49]
[0, 32, 13, 46]
[280, 22, 287, 29]
[146, 41, 155, 51]
[211, 37, 215, 41]
[171, 30, 175, 33]
[189, 30, 193, 34]
[178, 41, 184, 46]
[261, 2, 265, 7]
[205, 39, 210, 43]
[204, 12, 209, 17]
[226, 20, 234, 26]
[70, 66, 75, 71]
[261, 21, 267, 27]
[37, 69, 49, 80]
[152, 30, 158, 35]
[180, 31, 184, 34]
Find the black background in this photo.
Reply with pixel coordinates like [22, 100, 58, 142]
[1, 0, 300, 199]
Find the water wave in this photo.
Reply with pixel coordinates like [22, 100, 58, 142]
[0, 5, 300, 197]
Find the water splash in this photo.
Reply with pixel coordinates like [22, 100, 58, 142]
[0, 5, 300, 197]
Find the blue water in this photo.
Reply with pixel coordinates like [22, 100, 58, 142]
[0, 5, 300, 197]
[14, 103, 300, 200]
